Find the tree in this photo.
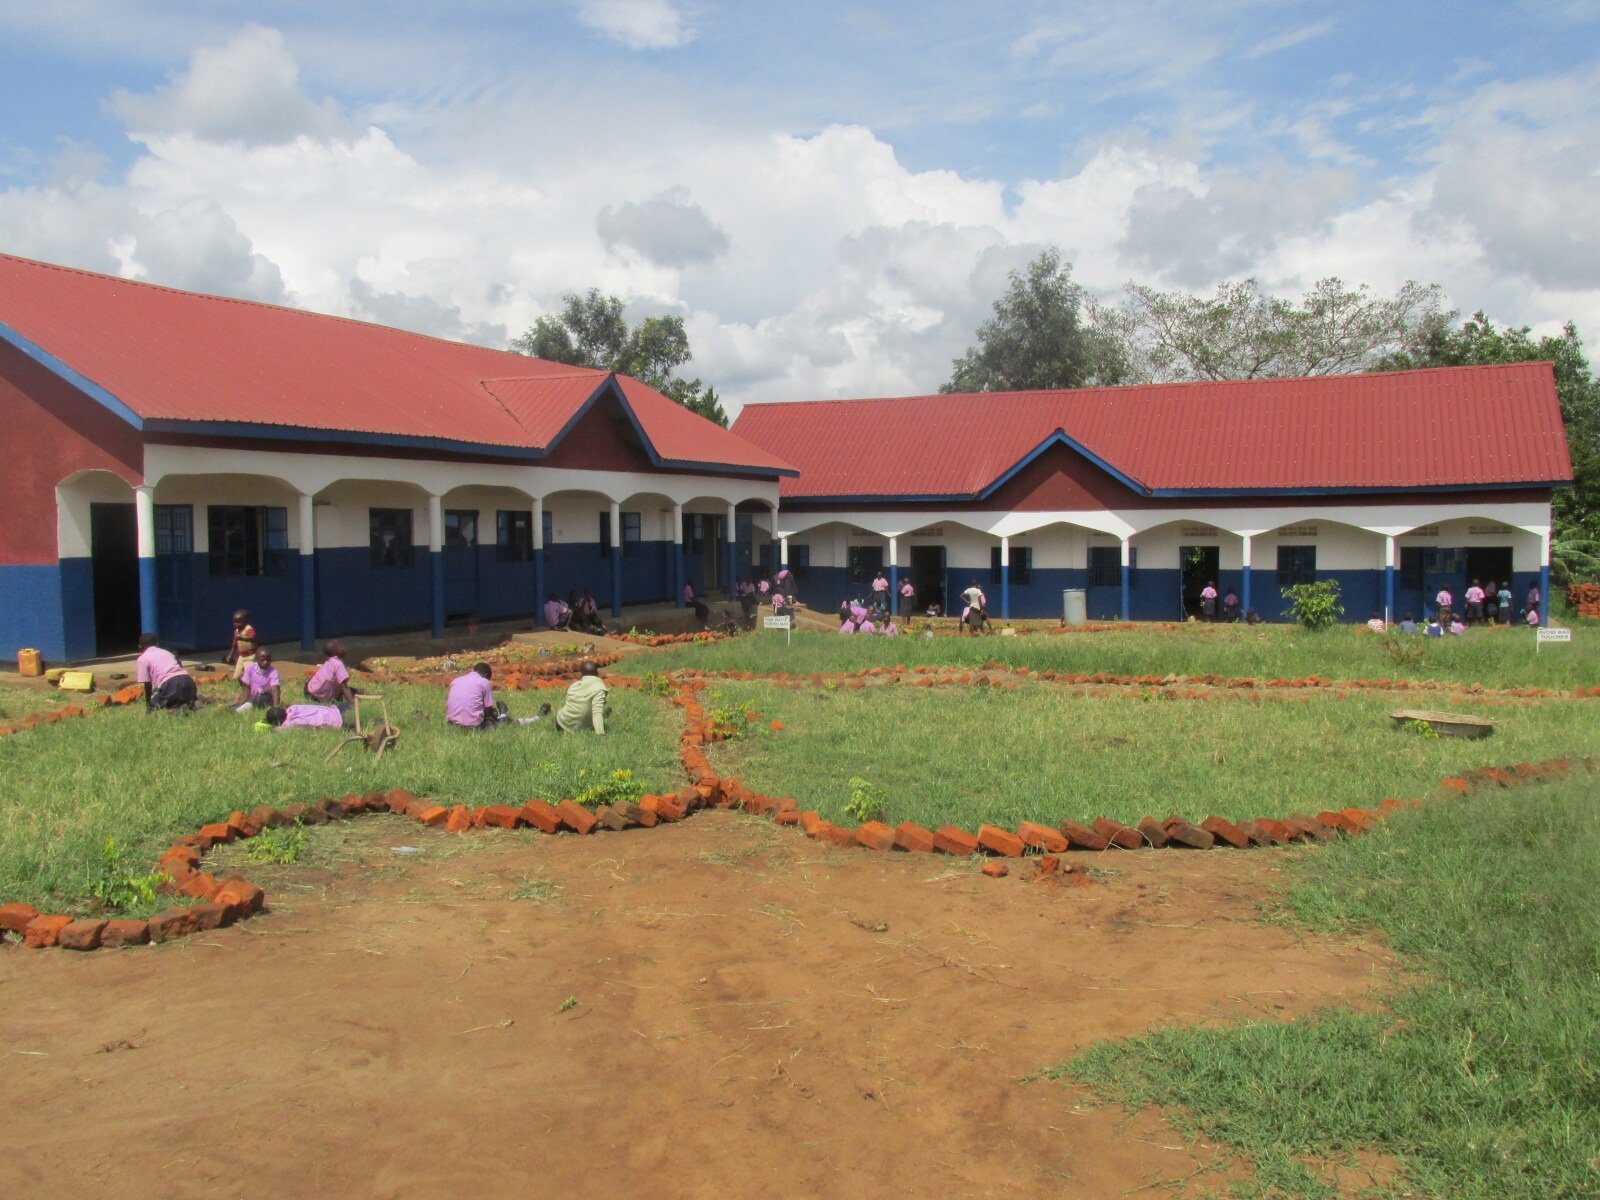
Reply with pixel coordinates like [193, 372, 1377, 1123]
[942, 249, 1128, 393]
[511, 289, 729, 427]
[1101, 277, 1449, 383]
[1378, 313, 1600, 564]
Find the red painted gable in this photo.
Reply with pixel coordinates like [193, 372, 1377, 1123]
[0, 341, 142, 564]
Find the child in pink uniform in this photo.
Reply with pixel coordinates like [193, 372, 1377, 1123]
[236, 648, 281, 710]
[136, 633, 197, 711]
[265, 704, 347, 730]
[446, 664, 507, 730]
[306, 641, 355, 705]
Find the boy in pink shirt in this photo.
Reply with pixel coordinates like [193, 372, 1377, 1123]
[236, 648, 282, 710]
[306, 641, 355, 705]
[447, 664, 503, 729]
[135, 633, 197, 711]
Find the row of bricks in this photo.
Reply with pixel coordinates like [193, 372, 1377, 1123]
[0, 671, 238, 738]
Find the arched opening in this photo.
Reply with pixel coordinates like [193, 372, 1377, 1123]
[311, 478, 433, 637]
[1395, 516, 1542, 625]
[436, 483, 539, 623]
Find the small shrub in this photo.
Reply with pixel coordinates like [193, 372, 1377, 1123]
[707, 700, 759, 739]
[1402, 718, 1439, 739]
[1281, 580, 1344, 630]
[843, 776, 885, 824]
[640, 671, 674, 697]
[244, 823, 306, 865]
[1381, 630, 1425, 665]
[90, 837, 168, 912]
[572, 767, 643, 809]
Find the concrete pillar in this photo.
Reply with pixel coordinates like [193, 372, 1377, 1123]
[1241, 534, 1253, 617]
[427, 494, 444, 639]
[297, 493, 317, 649]
[609, 501, 623, 618]
[531, 496, 545, 622]
[725, 501, 737, 599]
[672, 502, 684, 607]
[1119, 536, 1131, 622]
[1384, 535, 1396, 626]
[1539, 529, 1551, 626]
[135, 484, 158, 636]
[888, 535, 899, 615]
[999, 535, 1010, 620]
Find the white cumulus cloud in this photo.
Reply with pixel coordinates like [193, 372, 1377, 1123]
[573, 0, 695, 50]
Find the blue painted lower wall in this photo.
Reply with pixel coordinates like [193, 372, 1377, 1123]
[4, 551, 1556, 665]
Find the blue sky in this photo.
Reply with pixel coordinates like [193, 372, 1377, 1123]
[2, 1, 1597, 409]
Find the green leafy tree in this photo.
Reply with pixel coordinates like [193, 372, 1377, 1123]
[943, 248, 1128, 393]
[511, 289, 728, 427]
[1102, 277, 1448, 383]
[1378, 313, 1600, 570]
[1281, 580, 1344, 631]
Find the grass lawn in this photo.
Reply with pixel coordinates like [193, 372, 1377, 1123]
[646, 622, 1600, 689]
[0, 677, 682, 913]
[1055, 773, 1600, 1200]
[699, 679, 1600, 830]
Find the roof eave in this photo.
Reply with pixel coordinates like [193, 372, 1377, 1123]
[0, 321, 145, 430]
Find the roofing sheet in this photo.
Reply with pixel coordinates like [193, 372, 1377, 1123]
[0, 253, 789, 473]
[731, 365, 1571, 498]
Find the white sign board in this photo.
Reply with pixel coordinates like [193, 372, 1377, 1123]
[1535, 626, 1571, 653]
[764, 614, 793, 645]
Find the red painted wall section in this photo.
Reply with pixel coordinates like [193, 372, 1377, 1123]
[0, 340, 143, 564]
[982, 441, 1149, 511]
[540, 394, 658, 473]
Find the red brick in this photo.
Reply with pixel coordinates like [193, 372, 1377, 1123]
[676, 787, 702, 812]
[58, 919, 108, 951]
[977, 824, 1025, 857]
[23, 914, 74, 948]
[520, 799, 564, 833]
[1164, 821, 1216, 849]
[893, 821, 936, 852]
[100, 919, 150, 948]
[557, 800, 598, 835]
[1316, 810, 1360, 836]
[147, 908, 198, 943]
[932, 825, 979, 856]
[1255, 817, 1298, 843]
[177, 873, 221, 900]
[823, 825, 858, 848]
[595, 805, 631, 832]
[1286, 814, 1338, 843]
[1091, 818, 1145, 850]
[774, 809, 802, 827]
[480, 805, 524, 829]
[1234, 819, 1277, 847]
[445, 805, 472, 833]
[855, 821, 897, 851]
[198, 822, 235, 843]
[1200, 816, 1250, 849]
[0, 902, 40, 933]
[215, 878, 265, 917]
[417, 805, 450, 827]
[1031, 854, 1061, 877]
[385, 788, 422, 815]
[980, 860, 1009, 878]
[159, 845, 202, 871]
[249, 805, 281, 828]
[1017, 820, 1068, 853]
[1058, 820, 1110, 851]
[188, 902, 230, 931]
[1136, 817, 1170, 848]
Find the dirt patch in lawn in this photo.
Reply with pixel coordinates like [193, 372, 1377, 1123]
[0, 814, 1394, 1200]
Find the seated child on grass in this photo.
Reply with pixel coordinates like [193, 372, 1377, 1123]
[235, 648, 281, 710]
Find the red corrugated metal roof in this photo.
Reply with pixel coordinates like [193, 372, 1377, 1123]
[731, 365, 1571, 498]
[0, 253, 790, 474]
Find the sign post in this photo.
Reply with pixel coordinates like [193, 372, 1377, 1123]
[763, 613, 793, 647]
[1535, 626, 1572, 654]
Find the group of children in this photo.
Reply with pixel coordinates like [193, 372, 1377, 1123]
[542, 589, 608, 635]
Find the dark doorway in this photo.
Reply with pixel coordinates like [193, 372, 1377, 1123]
[847, 545, 883, 600]
[442, 509, 480, 619]
[90, 502, 140, 655]
[910, 545, 946, 615]
[1465, 546, 1513, 594]
[1181, 545, 1221, 620]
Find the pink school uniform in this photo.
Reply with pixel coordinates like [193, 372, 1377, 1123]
[306, 657, 349, 701]
[278, 704, 343, 730]
[240, 661, 280, 699]
[135, 645, 186, 690]
[445, 671, 495, 728]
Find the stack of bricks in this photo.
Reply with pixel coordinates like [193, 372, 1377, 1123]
[1566, 582, 1600, 618]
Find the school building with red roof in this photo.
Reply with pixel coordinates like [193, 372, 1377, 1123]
[730, 365, 1569, 625]
[0, 251, 1571, 663]
[0, 253, 792, 662]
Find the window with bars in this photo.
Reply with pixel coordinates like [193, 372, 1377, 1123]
[154, 505, 193, 556]
[208, 505, 287, 577]
[989, 546, 1033, 586]
[369, 508, 414, 569]
[1277, 545, 1317, 587]
[496, 511, 533, 562]
[1088, 546, 1121, 588]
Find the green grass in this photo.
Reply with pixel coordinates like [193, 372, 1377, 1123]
[0, 679, 682, 913]
[1055, 775, 1600, 1199]
[699, 680, 1600, 829]
[646, 623, 1600, 689]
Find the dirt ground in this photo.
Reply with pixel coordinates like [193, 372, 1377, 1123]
[0, 814, 1396, 1200]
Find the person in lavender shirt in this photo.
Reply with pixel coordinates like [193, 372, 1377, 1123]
[306, 640, 356, 707]
[136, 632, 197, 711]
[264, 703, 347, 730]
[235, 648, 281, 710]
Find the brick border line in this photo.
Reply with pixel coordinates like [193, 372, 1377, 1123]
[1, 671, 1591, 952]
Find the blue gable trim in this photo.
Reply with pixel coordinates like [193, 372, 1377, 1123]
[976, 428, 1153, 499]
[542, 374, 793, 479]
[0, 320, 145, 430]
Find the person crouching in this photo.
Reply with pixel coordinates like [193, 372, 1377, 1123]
[447, 663, 508, 730]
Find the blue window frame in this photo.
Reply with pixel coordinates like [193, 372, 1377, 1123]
[496, 510, 533, 562]
[209, 505, 287, 577]
[1277, 545, 1316, 587]
[154, 505, 193, 556]
[369, 508, 414, 569]
[990, 546, 1033, 586]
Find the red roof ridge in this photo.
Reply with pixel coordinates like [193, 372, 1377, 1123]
[0, 251, 533, 360]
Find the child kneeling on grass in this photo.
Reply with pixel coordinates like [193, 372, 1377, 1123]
[235, 648, 281, 711]
[136, 632, 197, 712]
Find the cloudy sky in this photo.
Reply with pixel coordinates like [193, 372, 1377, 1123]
[2, 1, 1597, 413]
